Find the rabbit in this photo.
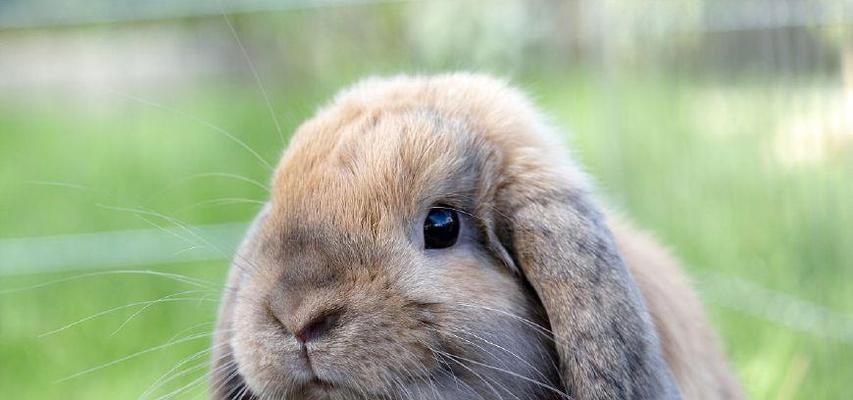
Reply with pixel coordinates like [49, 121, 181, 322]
[210, 73, 743, 400]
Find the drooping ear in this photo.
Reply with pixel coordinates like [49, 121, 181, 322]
[492, 162, 681, 399]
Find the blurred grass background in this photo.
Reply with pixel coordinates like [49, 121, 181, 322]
[1, 0, 852, 399]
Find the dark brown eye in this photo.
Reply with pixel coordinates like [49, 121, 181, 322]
[423, 207, 460, 249]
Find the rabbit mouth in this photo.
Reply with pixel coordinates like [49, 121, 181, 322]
[225, 370, 339, 399]
[294, 377, 339, 396]
[309, 377, 336, 389]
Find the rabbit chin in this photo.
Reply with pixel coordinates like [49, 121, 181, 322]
[236, 360, 551, 400]
[233, 355, 427, 400]
[231, 353, 346, 399]
[230, 329, 442, 400]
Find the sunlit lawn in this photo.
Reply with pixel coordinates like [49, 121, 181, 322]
[1, 72, 851, 399]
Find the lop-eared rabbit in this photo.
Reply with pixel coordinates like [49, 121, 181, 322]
[211, 74, 743, 400]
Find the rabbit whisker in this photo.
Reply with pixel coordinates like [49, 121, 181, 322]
[55, 331, 215, 383]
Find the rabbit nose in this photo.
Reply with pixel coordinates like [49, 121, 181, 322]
[293, 309, 342, 344]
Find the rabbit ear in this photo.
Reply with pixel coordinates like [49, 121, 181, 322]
[492, 171, 681, 399]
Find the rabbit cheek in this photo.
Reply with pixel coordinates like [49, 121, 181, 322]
[423, 253, 562, 398]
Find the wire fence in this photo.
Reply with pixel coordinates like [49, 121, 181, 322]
[2, 222, 851, 345]
[0, 223, 246, 275]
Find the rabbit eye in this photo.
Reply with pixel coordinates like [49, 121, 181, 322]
[423, 207, 460, 249]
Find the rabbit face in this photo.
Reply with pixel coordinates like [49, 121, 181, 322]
[222, 109, 561, 400]
[212, 74, 713, 400]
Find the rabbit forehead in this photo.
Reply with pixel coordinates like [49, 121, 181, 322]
[269, 109, 488, 237]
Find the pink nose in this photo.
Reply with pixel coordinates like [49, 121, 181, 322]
[293, 310, 342, 344]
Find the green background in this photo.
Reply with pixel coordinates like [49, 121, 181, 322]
[1, 1, 851, 399]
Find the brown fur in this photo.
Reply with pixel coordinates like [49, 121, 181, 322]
[609, 218, 742, 400]
[211, 73, 743, 399]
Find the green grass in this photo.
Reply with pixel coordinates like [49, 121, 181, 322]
[1, 72, 851, 399]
